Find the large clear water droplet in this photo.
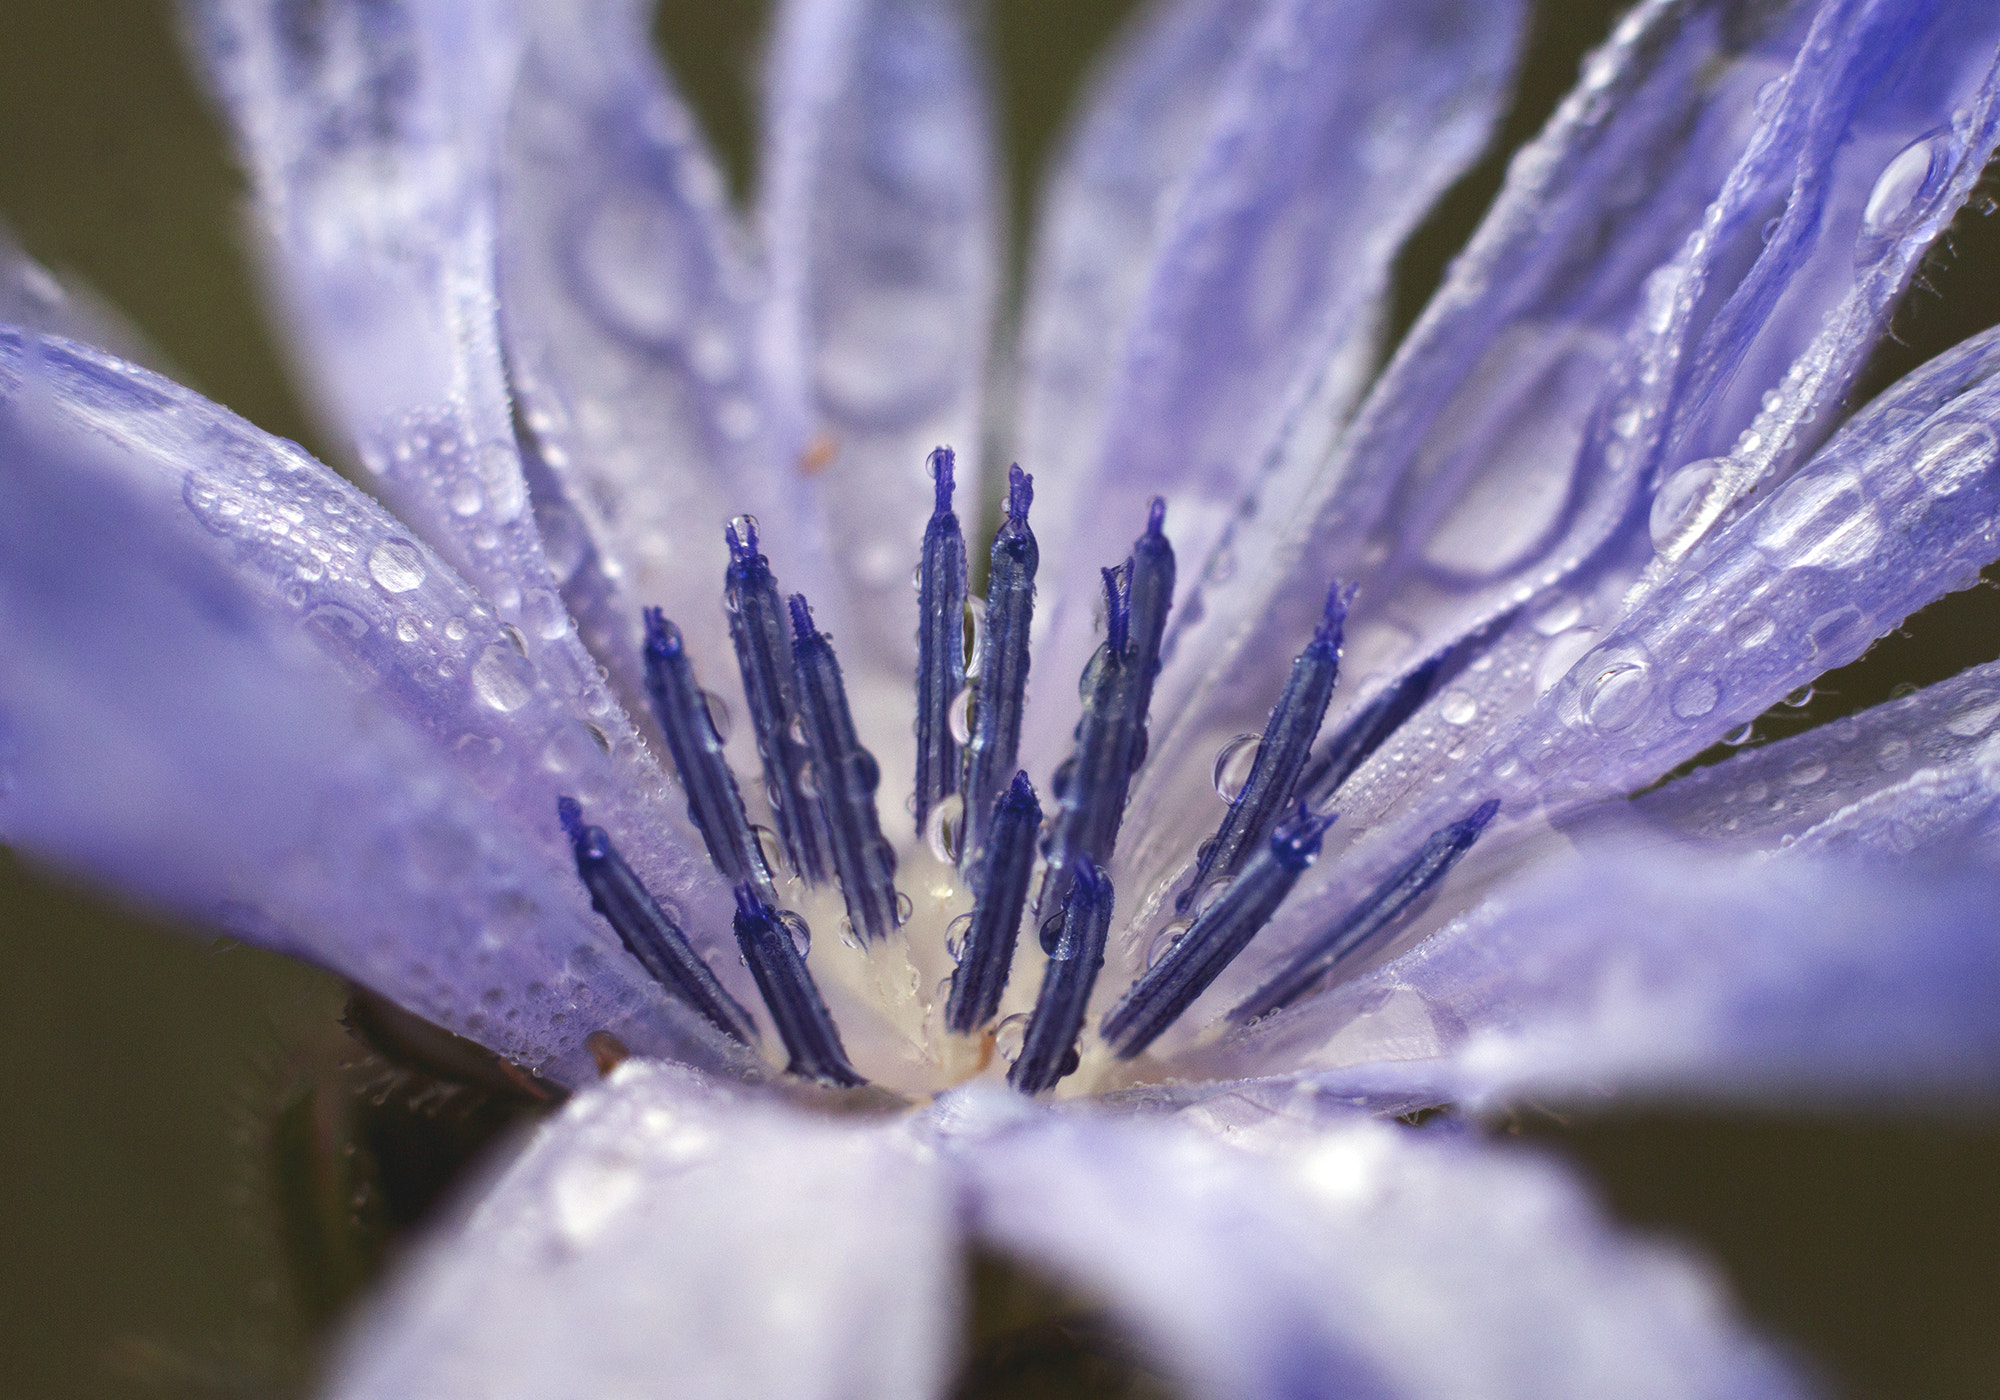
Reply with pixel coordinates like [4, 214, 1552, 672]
[472, 643, 536, 713]
[993, 1013, 1030, 1064]
[1581, 657, 1652, 733]
[1911, 419, 1999, 499]
[925, 793, 965, 865]
[944, 912, 974, 962]
[779, 910, 812, 957]
[1649, 458, 1722, 551]
[1147, 921, 1191, 969]
[368, 538, 427, 593]
[948, 686, 976, 747]
[1860, 129, 1948, 242]
[1212, 734, 1260, 804]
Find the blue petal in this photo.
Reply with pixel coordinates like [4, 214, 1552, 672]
[1256, 839, 2000, 1107]
[325, 1062, 957, 1400]
[1012, 0, 1270, 611]
[1135, 0, 2000, 882]
[1637, 659, 2000, 855]
[188, 1, 671, 752]
[761, 0, 999, 753]
[0, 336, 753, 1085]
[1024, 0, 1527, 781]
[499, 0, 840, 731]
[947, 1089, 1807, 1399]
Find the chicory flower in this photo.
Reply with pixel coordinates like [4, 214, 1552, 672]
[4, 0, 2000, 1395]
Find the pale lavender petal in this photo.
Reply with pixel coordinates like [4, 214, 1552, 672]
[761, 0, 999, 766]
[1123, 0, 1813, 892]
[500, 0, 838, 725]
[187, 0, 676, 772]
[1169, 322, 2000, 1042]
[1132, 0, 2000, 893]
[1636, 659, 2000, 853]
[1025, 0, 1526, 779]
[0, 337, 754, 1086]
[1011, 0, 1268, 594]
[945, 1090, 1805, 1399]
[1258, 839, 2000, 1106]
[329, 1062, 957, 1400]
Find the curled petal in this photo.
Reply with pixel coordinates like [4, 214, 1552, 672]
[327, 1062, 958, 1400]
[500, 0, 837, 728]
[762, 0, 999, 772]
[0, 338, 752, 1085]
[946, 1090, 1805, 1399]
[1026, 0, 1526, 781]
[0, 225, 158, 365]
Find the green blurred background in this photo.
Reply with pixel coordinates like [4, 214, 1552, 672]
[1, 1, 1997, 1396]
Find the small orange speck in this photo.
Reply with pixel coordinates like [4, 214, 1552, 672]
[799, 432, 838, 476]
[586, 1030, 630, 1077]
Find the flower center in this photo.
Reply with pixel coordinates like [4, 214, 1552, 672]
[560, 449, 1496, 1099]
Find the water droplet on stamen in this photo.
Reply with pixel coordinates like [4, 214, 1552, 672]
[1147, 921, 1191, 969]
[701, 689, 733, 743]
[994, 1013, 1030, 1064]
[779, 911, 811, 957]
[925, 794, 965, 864]
[948, 686, 975, 747]
[944, 912, 974, 962]
[1212, 733, 1261, 804]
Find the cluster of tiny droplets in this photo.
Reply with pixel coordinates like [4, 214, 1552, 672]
[559, 448, 1496, 1098]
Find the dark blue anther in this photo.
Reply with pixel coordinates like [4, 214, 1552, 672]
[787, 594, 903, 941]
[724, 517, 831, 884]
[557, 797, 756, 1044]
[731, 886, 865, 1087]
[960, 465, 1037, 873]
[642, 608, 777, 905]
[1009, 856, 1114, 1095]
[914, 446, 968, 842]
[1232, 799, 1501, 1022]
[1037, 500, 1174, 917]
[1178, 582, 1348, 914]
[945, 771, 1041, 1033]
[1104, 806, 1337, 1059]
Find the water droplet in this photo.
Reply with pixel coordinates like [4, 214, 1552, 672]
[1787, 760, 1827, 787]
[948, 686, 976, 747]
[895, 890, 915, 924]
[779, 911, 811, 957]
[814, 291, 957, 423]
[963, 600, 984, 676]
[448, 477, 484, 516]
[1581, 657, 1652, 732]
[576, 188, 692, 344]
[1438, 690, 1477, 726]
[1147, 921, 1191, 969]
[1878, 737, 1911, 769]
[444, 616, 469, 641]
[1752, 469, 1881, 570]
[368, 538, 427, 593]
[1649, 458, 1722, 551]
[1535, 626, 1599, 695]
[838, 918, 861, 950]
[1945, 695, 2000, 737]
[944, 913, 974, 962]
[472, 643, 536, 712]
[1669, 675, 1719, 719]
[1780, 684, 1814, 709]
[1212, 734, 1261, 803]
[1911, 418, 1998, 499]
[1860, 129, 1947, 241]
[1530, 596, 1583, 636]
[925, 793, 966, 864]
[1722, 721, 1756, 747]
[1733, 614, 1775, 651]
[526, 588, 570, 640]
[797, 761, 819, 800]
[993, 1013, 1030, 1064]
[396, 616, 422, 644]
[701, 689, 732, 743]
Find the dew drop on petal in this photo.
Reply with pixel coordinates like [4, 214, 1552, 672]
[1733, 614, 1775, 651]
[1212, 734, 1261, 803]
[1723, 721, 1756, 747]
[1669, 675, 1719, 720]
[1859, 129, 1947, 241]
[1438, 690, 1477, 726]
[1649, 458, 1722, 550]
[1945, 694, 2000, 737]
[472, 643, 536, 712]
[1911, 419, 1998, 499]
[1581, 658, 1652, 733]
[368, 539, 427, 593]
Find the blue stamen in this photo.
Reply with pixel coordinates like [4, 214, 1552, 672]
[914, 447, 968, 842]
[724, 517, 831, 883]
[1232, 799, 1501, 1021]
[732, 886, 865, 1087]
[557, 797, 757, 1044]
[1297, 651, 1443, 807]
[961, 465, 1037, 872]
[1178, 582, 1348, 913]
[788, 594, 903, 941]
[1104, 806, 1336, 1059]
[1009, 856, 1114, 1095]
[642, 608, 777, 904]
[945, 771, 1041, 1033]
[1037, 500, 1174, 917]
